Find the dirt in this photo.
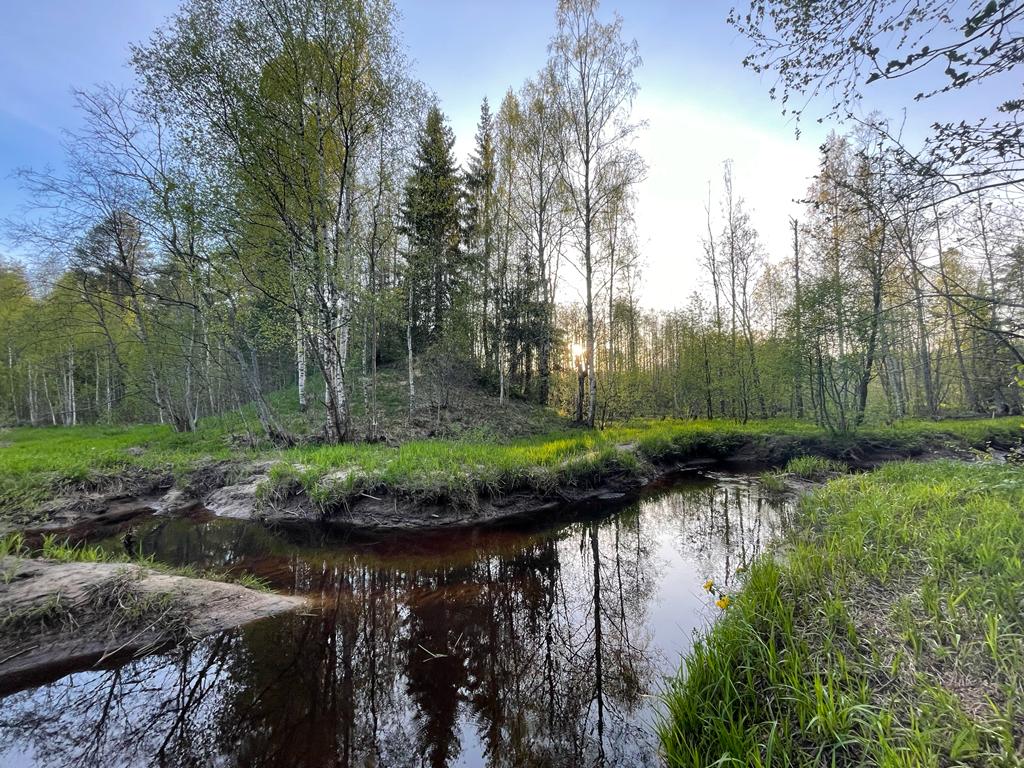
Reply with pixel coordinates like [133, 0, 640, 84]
[3, 469, 176, 536]
[5, 460, 251, 538]
[251, 433, 1002, 535]
[0, 557, 304, 695]
[265, 468, 657, 536]
[10, 431, 1020, 539]
[204, 478, 265, 518]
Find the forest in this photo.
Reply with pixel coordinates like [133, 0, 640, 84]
[1, 0, 1020, 442]
[1, 1, 1023, 767]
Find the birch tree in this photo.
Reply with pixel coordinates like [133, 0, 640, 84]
[549, 0, 645, 427]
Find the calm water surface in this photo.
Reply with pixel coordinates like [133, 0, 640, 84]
[0, 472, 792, 768]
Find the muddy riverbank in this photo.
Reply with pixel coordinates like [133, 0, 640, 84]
[10, 427, 1020, 538]
[0, 557, 304, 695]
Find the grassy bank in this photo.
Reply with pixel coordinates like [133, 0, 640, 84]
[2, 416, 1022, 525]
[0, 422, 243, 525]
[255, 417, 1024, 514]
[659, 459, 1024, 766]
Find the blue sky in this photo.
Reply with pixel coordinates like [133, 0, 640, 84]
[0, 0, 1000, 309]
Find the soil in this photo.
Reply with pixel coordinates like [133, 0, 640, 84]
[251, 434, 1006, 535]
[7, 469, 176, 536]
[269, 468, 656, 536]
[10, 431, 1021, 539]
[0, 557, 304, 695]
[7, 462, 245, 538]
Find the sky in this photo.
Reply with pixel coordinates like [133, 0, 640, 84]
[0, 0, 998, 311]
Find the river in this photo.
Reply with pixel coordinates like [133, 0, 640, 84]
[0, 470, 793, 768]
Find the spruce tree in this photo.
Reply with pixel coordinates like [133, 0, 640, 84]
[464, 99, 498, 380]
[401, 106, 465, 347]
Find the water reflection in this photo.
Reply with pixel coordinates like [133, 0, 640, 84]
[0, 473, 791, 768]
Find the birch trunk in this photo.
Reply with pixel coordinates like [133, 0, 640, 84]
[296, 311, 307, 412]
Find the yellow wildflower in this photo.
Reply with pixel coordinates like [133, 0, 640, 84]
[715, 595, 731, 610]
[703, 579, 714, 593]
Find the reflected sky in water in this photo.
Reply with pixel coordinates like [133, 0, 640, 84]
[0, 472, 792, 768]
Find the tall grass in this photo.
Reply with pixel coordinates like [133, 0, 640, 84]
[659, 460, 1024, 766]
[0, 532, 25, 559]
[783, 455, 847, 479]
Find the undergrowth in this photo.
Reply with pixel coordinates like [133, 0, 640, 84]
[659, 460, 1024, 766]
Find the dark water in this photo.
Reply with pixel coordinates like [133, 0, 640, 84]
[0, 472, 792, 768]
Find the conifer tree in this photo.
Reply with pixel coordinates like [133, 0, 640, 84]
[402, 106, 465, 344]
[465, 99, 498, 380]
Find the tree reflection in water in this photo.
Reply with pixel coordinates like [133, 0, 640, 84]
[0, 474, 791, 768]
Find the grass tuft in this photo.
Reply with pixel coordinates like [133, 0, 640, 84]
[759, 471, 789, 493]
[784, 455, 847, 479]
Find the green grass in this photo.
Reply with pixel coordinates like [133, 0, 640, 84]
[2, 531, 136, 564]
[0, 532, 24, 560]
[261, 417, 1023, 515]
[784, 455, 848, 479]
[659, 460, 1024, 767]
[760, 456, 848, 492]
[0, 367, 564, 523]
[0, 422, 242, 519]
[2, 416, 1021, 524]
[758, 471, 789, 493]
